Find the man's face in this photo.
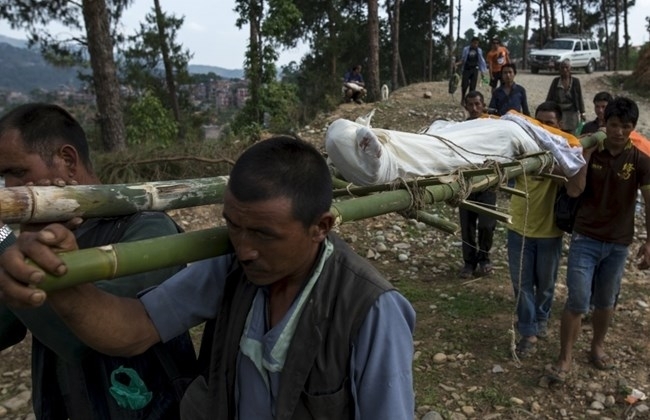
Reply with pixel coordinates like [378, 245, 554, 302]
[536, 110, 561, 129]
[501, 67, 515, 83]
[471, 40, 479, 48]
[594, 100, 609, 122]
[464, 96, 485, 119]
[222, 190, 324, 288]
[0, 129, 67, 187]
[605, 116, 635, 149]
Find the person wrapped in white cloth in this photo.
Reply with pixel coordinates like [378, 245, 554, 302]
[325, 110, 585, 186]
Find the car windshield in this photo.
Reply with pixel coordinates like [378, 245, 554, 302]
[543, 40, 574, 50]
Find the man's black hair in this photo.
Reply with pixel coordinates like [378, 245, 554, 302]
[228, 136, 333, 228]
[502, 63, 517, 74]
[465, 90, 484, 103]
[604, 96, 639, 126]
[0, 103, 93, 171]
[535, 101, 563, 122]
[593, 91, 613, 104]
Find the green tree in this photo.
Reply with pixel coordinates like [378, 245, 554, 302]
[125, 90, 178, 147]
[121, 0, 193, 133]
[0, 0, 129, 152]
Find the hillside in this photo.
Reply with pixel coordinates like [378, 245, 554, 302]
[0, 35, 244, 93]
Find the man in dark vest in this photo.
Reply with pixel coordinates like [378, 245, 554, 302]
[0, 103, 196, 419]
[0, 136, 417, 419]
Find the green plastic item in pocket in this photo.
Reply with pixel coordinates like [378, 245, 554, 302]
[109, 366, 153, 410]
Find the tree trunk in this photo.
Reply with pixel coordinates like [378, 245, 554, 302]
[623, 0, 630, 70]
[603, 0, 610, 70]
[390, 0, 401, 90]
[248, 0, 262, 123]
[614, 0, 620, 70]
[449, 0, 455, 77]
[523, 0, 531, 69]
[153, 0, 181, 129]
[81, 0, 126, 152]
[549, 0, 556, 37]
[542, 0, 550, 39]
[428, 0, 433, 81]
[367, 0, 380, 101]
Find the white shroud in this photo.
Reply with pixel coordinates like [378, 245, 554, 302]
[325, 114, 584, 186]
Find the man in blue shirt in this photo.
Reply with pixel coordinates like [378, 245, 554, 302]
[489, 63, 530, 116]
[0, 136, 416, 420]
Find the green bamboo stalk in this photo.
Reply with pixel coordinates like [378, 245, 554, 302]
[34, 152, 554, 291]
[38, 228, 231, 292]
[0, 177, 229, 224]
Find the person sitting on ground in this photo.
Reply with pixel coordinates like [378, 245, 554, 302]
[0, 136, 417, 419]
[343, 64, 367, 104]
[458, 91, 497, 279]
[0, 103, 197, 419]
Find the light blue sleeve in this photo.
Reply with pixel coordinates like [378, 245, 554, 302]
[351, 290, 416, 419]
[140, 254, 235, 342]
[478, 48, 488, 73]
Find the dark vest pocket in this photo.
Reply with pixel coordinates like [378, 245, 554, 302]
[299, 378, 352, 420]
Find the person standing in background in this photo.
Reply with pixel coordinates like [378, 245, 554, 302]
[545, 60, 586, 134]
[486, 37, 510, 92]
[456, 37, 488, 106]
[581, 91, 613, 134]
[458, 91, 497, 279]
[489, 63, 530, 116]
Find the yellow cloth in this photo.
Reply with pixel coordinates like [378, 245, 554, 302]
[509, 176, 563, 238]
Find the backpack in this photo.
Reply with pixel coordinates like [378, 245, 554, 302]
[554, 186, 581, 233]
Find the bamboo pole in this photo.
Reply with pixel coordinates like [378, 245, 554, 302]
[38, 228, 230, 292]
[0, 177, 229, 224]
[33, 152, 554, 291]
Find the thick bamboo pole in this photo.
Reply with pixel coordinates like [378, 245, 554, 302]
[0, 177, 229, 224]
[34, 153, 554, 291]
[38, 228, 230, 292]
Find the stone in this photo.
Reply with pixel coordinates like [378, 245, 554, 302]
[492, 364, 504, 373]
[421, 411, 443, 420]
[397, 253, 408, 262]
[432, 353, 447, 364]
[509, 397, 524, 405]
[636, 404, 649, 413]
[589, 401, 604, 410]
[1, 390, 31, 412]
[461, 406, 475, 415]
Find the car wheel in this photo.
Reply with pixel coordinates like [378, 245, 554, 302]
[586, 59, 595, 74]
[531, 66, 539, 74]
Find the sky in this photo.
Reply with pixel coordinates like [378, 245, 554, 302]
[0, 0, 649, 70]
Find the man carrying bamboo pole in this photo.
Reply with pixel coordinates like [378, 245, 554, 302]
[0, 103, 196, 419]
[546, 97, 650, 383]
[507, 102, 580, 358]
[0, 136, 417, 419]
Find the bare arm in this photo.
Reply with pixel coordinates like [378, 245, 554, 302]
[565, 145, 596, 197]
[0, 224, 160, 356]
[636, 187, 650, 269]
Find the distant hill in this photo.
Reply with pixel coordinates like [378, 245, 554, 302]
[188, 64, 244, 79]
[0, 42, 82, 93]
[0, 34, 245, 93]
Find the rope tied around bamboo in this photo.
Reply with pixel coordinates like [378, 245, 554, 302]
[390, 177, 427, 220]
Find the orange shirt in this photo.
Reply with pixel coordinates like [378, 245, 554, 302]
[486, 46, 510, 74]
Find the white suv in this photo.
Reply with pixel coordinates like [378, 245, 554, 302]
[529, 36, 601, 74]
